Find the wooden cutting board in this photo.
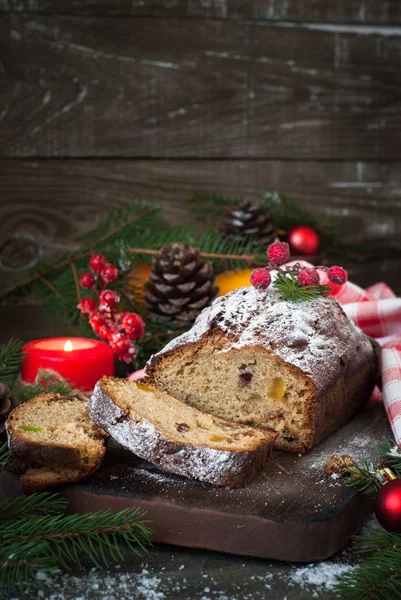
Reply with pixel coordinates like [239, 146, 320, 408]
[3, 403, 389, 562]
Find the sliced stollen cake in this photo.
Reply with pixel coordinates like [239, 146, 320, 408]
[6, 393, 108, 493]
[145, 286, 380, 453]
[88, 377, 277, 488]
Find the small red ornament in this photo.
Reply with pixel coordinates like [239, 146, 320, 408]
[99, 290, 120, 310]
[79, 297, 96, 313]
[79, 272, 95, 289]
[90, 254, 107, 273]
[101, 263, 119, 283]
[298, 268, 320, 287]
[288, 224, 320, 255]
[327, 266, 348, 285]
[267, 242, 290, 266]
[250, 268, 271, 291]
[122, 313, 145, 340]
[375, 479, 401, 533]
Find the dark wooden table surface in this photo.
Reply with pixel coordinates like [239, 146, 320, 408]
[1, 258, 400, 599]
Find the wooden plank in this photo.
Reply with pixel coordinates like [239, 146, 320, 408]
[1, 17, 401, 159]
[0, 159, 400, 275]
[1, 1, 401, 24]
[3, 403, 390, 561]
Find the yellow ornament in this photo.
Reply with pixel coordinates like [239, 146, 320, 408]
[216, 269, 253, 296]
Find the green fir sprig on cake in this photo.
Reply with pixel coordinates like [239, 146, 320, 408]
[250, 242, 348, 302]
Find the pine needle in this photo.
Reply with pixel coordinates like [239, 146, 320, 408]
[11, 381, 73, 404]
[0, 339, 24, 388]
[273, 269, 331, 303]
[0, 507, 152, 591]
[334, 529, 401, 599]
[343, 460, 380, 494]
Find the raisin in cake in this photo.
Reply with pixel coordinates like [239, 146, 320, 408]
[145, 286, 379, 453]
[88, 377, 277, 487]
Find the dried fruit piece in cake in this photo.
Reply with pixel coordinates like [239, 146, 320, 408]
[88, 377, 277, 488]
[6, 393, 108, 492]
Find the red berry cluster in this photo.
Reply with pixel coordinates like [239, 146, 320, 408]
[78, 254, 145, 362]
[250, 242, 348, 292]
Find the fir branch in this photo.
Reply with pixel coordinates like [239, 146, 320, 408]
[0, 493, 67, 521]
[12, 381, 73, 404]
[127, 247, 254, 263]
[273, 269, 331, 303]
[1, 509, 151, 572]
[343, 460, 380, 495]
[262, 189, 337, 244]
[38, 274, 61, 297]
[187, 191, 237, 216]
[0, 207, 151, 301]
[0, 339, 24, 388]
[0, 508, 152, 591]
[341, 439, 401, 495]
[334, 529, 401, 599]
[0, 543, 57, 592]
[69, 260, 82, 306]
[376, 439, 401, 478]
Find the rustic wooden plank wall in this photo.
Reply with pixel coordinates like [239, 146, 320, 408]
[0, 1, 400, 274]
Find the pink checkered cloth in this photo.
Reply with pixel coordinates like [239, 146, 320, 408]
[331, 276, 401, 444]
[130, 264, 401, 444]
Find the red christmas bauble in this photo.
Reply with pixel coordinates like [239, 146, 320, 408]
[288, 224, 320, 255]
[375, 480, 401, 532]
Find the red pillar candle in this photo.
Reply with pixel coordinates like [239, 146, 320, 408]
[21, 337, 115, 392]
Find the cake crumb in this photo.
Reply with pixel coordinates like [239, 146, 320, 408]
[324, 454, 355, 476]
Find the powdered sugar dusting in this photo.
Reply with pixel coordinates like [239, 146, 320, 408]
[154, 287, 374, 393]
[287, 560, 356, 593]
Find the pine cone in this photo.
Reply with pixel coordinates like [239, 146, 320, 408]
[220, 199, 276, 248]
[144, 243, 218, 324]
[0, 383, 18, 441]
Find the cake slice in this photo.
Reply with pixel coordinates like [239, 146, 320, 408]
[6, 393, 108, 492]
[89, 377, 277, 488]
[145, 287, 379, 453]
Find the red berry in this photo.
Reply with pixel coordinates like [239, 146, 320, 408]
[79, 297, 96, 313]
[250, 268, 271, 291]
[97, 324, 111, 340]
[297, 268, 320, 287]
[120, 350, 137, 363]
[90, 254, 107, 273]
[99, 290, 120, 310]
[89, 311, 106, 334]
[327, 266, 348, 285]
[112, 336, 136, 360]
[122, 313, 145, 340]
[79, 272, 95, 289]
[101, 263, 119, 282]
[266, 242, 290, 266]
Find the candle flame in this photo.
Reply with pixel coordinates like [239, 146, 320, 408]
[64, 340, 73, 352]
